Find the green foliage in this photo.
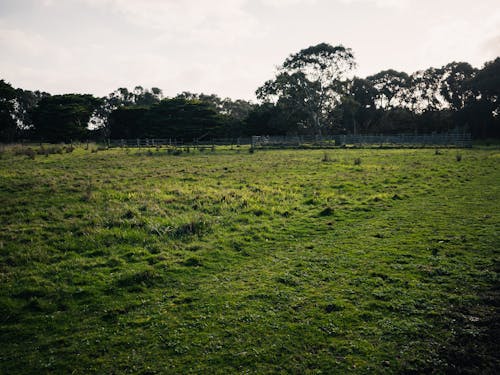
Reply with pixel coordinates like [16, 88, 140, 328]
[366, 69, 410, 110]
[257, 43, 356, 135]
[31, 94, 102, 142]
[0, 79, 17, 141]
[0, 147, 498, 373]
[109, 98, 227, 140]
[440, 62, 476, 111]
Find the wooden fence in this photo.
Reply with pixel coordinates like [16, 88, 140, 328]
[107, 132, 472, 149]
[107, 137, 253, 148]
[335, 133, 472, 147]
[251, 132, 472, 148]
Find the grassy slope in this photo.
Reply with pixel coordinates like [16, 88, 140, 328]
[0, 147, 498, 374]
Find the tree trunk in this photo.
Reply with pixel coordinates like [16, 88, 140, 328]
[311, 112, 322, 137]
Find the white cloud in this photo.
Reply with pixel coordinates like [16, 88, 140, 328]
[260, 0, 317, 7]
[482, 34, 500, 59]
[77, 0, 260, 43]
[1, 0, 498, 100]
[418, 7, 500, 70]
[0, 27, 46, 56]
[338, 0, 414, 9]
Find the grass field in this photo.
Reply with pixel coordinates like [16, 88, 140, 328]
[0, 145, 498, 374]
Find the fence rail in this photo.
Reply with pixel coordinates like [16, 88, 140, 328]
[107, 132, 472, 149]
[334, 133, 472, 147]
[107, 137, 253, 148]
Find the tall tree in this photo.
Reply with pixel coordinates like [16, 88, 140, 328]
[461, 58, 500, 138]
[256, 43, 356, 135]
[109, 98, 226, 140]
[440, 62, 476, 111]
[108, 106, 149, 139]
[13, 89, 51, 132]
[145, 99, 225, 140]
[96, 86, 164, 137]
[344, 77, 380, 133]
[31, 94, 102, 142]
[468, 58, 499, 107]
[366, 69, 410, 110]
[0, 80, 17, 141]
[407, 67, 444, 112]
[174, 92, 255, 137]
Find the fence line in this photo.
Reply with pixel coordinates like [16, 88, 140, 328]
[107, 137, 254, 148]
[107, 132, 472, 149]
[335, 133, 472, 147]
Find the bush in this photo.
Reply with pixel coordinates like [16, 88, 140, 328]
[37, 145, 65, 156]
[14, 147, 36, 159]
[25, 148, 36, 160]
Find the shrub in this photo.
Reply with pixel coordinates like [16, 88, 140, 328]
[83, 176, 93, 201]
[14, 147, 36, 159]
[36, 145, 65, 156]
[25, 148, 36, 160]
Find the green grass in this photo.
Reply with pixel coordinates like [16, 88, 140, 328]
[0, 146, 498, 374]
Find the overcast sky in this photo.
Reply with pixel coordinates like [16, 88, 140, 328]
[1, 0, 499, 100]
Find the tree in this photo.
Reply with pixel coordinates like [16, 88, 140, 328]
[31, 94, 102, 142]
[338, 96, 361, 134]
[468, 58, 499, 107]
[174, 92, 255, 137]
[256, 43, 356, 135]
[95, 86, 164, 138]
[461, 58, 500, 138]
[176, 92, 223, 112]
[108, 106, 149, 139]
[440, 62, 476, 111]
[109, 98, 226, 140]
[145, 99, 225, 140]
[366, 69, 410, 110]
[0, 79, 17, 141]
[342, 77, 380, 133]
[407, 67, 444, 113]
[244, 103, 305, 136]
[13, 89, 51, 133]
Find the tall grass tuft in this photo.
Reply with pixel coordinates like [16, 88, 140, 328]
[83, 176, 93, 201]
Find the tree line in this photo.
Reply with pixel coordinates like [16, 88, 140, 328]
[1, 43, 498, 143]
